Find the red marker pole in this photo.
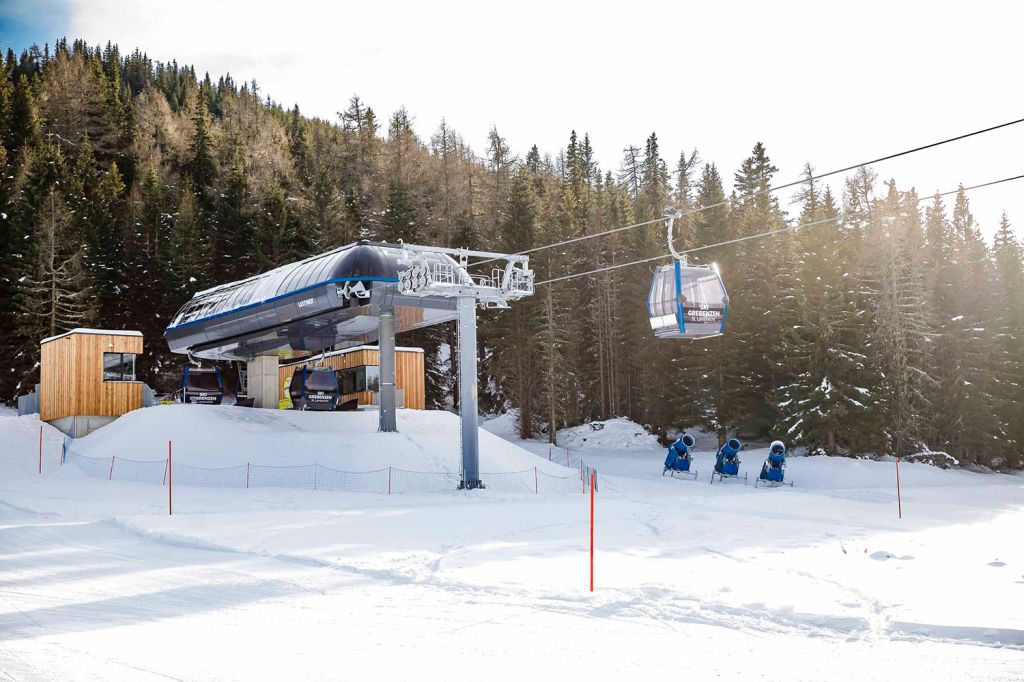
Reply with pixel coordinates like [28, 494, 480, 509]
[895, 455, 902, 519]
[589, 470, 595, 592]
[168, 440, 173, 516]
[38, 426, 43, 474]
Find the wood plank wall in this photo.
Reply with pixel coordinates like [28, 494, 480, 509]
[40, 335, 75, 421]
[40, 332, 143, 421]
[277, 349, 425, 409]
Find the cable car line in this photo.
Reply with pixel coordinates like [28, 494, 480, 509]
[535, 171, 1024, 287]
[470, 115, 1024, 268]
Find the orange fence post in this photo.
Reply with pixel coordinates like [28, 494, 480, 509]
[589, 470, 595, 592]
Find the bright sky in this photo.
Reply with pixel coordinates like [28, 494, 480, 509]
[3, 0, 1023, 240]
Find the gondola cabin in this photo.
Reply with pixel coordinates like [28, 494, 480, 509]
[181, 366, 224, 405]
[39, 328, 143, 437]
[648, 262, 728, 339]
[279, 346, 425, 410]
[288, 366, 341, 411]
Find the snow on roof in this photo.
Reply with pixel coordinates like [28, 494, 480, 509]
[41, 328, 143, 345]
[280, 345, 423, 367]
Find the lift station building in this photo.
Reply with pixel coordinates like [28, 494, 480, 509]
[39, 328, 144, 437]
[164, 239, 533, 488]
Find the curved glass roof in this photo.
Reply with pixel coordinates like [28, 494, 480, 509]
[169, 245, 381, 328]
[166, 242, 468, 330]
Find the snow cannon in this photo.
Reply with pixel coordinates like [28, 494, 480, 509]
[757, 440, 793, 487]
[663, 432, 698, 480]
[711, 438, 746, 484]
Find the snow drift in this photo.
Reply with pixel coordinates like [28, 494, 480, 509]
[71, 404, 569, 475]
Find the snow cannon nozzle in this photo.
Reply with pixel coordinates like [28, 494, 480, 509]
[681, 433, 696, 448]
[719, 438, 742, 457]
[771, 440, 786, 455]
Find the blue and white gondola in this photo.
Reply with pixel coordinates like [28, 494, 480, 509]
[648, 209, 729, 340]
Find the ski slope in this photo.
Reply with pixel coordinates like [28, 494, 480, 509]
[1, 409, 1022, 681]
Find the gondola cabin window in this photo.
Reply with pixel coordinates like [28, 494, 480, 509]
[103, 352, 137, 382]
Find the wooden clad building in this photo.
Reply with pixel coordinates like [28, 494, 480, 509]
[40, 328, 144, 437]
[278, 346, 425, 410]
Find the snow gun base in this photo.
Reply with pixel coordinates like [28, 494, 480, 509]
[663, 467, 699, 480]
[708, 473, 749, 483]
[755, 478, 794, 488]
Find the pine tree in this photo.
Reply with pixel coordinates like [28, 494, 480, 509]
[728, 142, 789, 438]
[990, 213, 1024, 467]
[776, 174, 868, 454]
[185, 94, 216, 196]
[930, 188, 1000, 464]
[212, 154, 252, 278]
[487, 165, 541, 437]
[855, 181, 933, 456]
[13, 188, 95, 393]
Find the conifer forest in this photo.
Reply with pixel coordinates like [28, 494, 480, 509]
[1, 39, 1021, 469]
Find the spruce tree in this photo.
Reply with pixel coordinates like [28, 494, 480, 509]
[991, 213, 1024, 467]
[776, 175, 868, 454]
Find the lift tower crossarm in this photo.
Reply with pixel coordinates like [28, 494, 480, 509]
[392, 242, 534, 489]
[394, 242, 534, 310]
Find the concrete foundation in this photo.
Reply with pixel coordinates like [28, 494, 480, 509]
[49, 415, 117, 438]
[247, 355, 280, 409]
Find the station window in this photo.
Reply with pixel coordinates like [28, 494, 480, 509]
[336, 366, 380, 394]
[103, 353, 137, 382]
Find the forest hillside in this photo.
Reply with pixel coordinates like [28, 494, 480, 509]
[0, 39, 1021, 468]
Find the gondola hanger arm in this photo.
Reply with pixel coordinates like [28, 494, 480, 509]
[664, 207, 686, 264]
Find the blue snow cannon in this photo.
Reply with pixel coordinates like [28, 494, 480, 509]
[757, 440, 793, 487]
[711, 438, 746, 484]
[663, 433, 698, 479]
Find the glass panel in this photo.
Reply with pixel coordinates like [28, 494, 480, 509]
[306, 369, 337, 391]
[308, 252, 338, 287]
[188, 369, 222, 391]
[103, 353, 136, 381]
[680, 270, 726, 307]
[365, 365, 380, 392]
[337, 366, 367, 394]
[650, 268, 674, 318]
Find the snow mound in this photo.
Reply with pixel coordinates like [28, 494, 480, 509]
[557, 417, 662, 450]
[71, 404, 569, 474]
[480, 409, 542, 442]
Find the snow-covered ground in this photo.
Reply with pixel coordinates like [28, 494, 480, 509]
[71, 404, 569, 474]
[1, 409, 1022, 680]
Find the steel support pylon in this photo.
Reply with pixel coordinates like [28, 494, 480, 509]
[457, 296, 482, 489]
[378, 307, 397, 433]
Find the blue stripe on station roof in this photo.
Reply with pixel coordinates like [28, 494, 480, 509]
[164, 276, 399, 332]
